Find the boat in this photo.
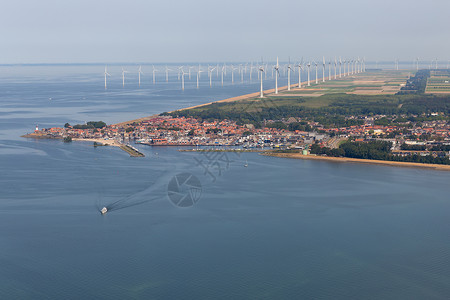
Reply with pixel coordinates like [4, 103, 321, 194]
[244, 159, 248, 167]
[100, 207, 108, 214]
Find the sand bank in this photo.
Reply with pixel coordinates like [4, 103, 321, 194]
[263, 152, 450, 171]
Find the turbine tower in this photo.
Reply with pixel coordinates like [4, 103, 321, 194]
[314, 61, 318, 84]
[179, 67, 186, 90]
[221, 65, 225, 86]
[196, 67, 204, 89]
[334, 58, 337, 79]
[322, 57, 326, 82]
[138, 66, 144, 87]
[152, 65, 158, 84]
[104, 66, 111, 90]
[274, 57, 280, 94]
[297, 58, 303, 88]
[208, 66, 216, 87]
[165, 66, 170, 82]
[121, 68, 128, 87]
[339, 57, 342, 78]
[287, 58, 293, 91]
[259, 64, 265, 98]
[328, 59, 332, 80]
[307, 62, 311, 86]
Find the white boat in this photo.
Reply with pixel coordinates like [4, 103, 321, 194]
[100, 207, 108, 214]
[244, 160, 248, 167]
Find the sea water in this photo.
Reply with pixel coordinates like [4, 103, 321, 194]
[1, 65, 450, 299]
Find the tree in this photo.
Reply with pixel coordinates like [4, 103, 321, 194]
[63, 136, 72, 143]
[64, 123, 71, 128]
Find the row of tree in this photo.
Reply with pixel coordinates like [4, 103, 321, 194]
[310, 140, 450, 165]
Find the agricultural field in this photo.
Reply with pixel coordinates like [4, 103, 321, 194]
[278, 70, 411, 96]
[425, 70, 450, 94]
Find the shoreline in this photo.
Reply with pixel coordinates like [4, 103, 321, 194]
[263, 152, 450, 171]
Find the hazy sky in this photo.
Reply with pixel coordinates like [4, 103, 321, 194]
[0, 0, 449, 64]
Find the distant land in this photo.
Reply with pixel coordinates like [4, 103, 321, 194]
[24, 69, 450, 169]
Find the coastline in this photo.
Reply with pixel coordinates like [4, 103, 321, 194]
[263, 152, 450, 171]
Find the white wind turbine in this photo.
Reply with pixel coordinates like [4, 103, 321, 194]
[208, 66, 216, 87]
[314, 61, 318, 84]
[196, 67, 204, 89]
[274, 57, 280, 94]
[334, 57, 337, 79]
[121, 67, 128, 87]
[189, 66, 195, 80]
[249, 63, 254, 82]
[104, 66, 111, 90]
[240, 64, 244, 83]
[152, 65, 158, 84]
[198, 64, 202, 79]
[179, 67, 186, 90]
[259, 64, 265, 98]
[221, 65, 225, 86]
[339, 57, 343, 78]
[138, 66, 144, 86]
[287, 58, 293, 91]
[328, 59, 332, 80]
[165, 66, 171, 82]
[230, 65, 237, 84]
[307, 62, 311, 86]
[322, 57, 326, 82]
[297, 58, 303, 88]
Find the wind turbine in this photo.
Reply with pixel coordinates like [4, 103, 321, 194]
[179, 67, 186, 90]
[297, 58, 303, 88]
[274, 57, 280, 94]
[322, 57, 326, 82]
[328, 59, 332, 80]
[104, 66, 111, 90]
[287, 57, 293, 91]
[259, 64, 265, 98]
[230, 65, 237, 84]
[339, 57, 342, 78]
[196, 67, 204, 89]
[121, 67, 128, 87]
[208, 66, 216, 87]
[198, 64, 202, 79]
[221, 65, 225, 86]
[189, 66, 195, 80]
[152, 65, 158, 84]
[165, 66, 171, 82]
[240, 64, 244, 83]
[307, 62, 311, 86]
[249, 63, 254, 82]
[138, 66, 144, 87]
[314, 61, 318, 84]
[334, 57, 337, 79]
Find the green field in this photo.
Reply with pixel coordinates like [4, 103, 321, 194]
[277, 70, 410, 96]
[426, 70, 450, 93]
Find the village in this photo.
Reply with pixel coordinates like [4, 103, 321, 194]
[28, 113, 450, 158]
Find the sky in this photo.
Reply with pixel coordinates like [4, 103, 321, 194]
[0, 0, 449, 64]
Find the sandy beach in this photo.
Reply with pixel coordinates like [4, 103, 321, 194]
[263, 152, 450, 171]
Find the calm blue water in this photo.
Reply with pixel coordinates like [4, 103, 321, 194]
[1, 65, 450, 299]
